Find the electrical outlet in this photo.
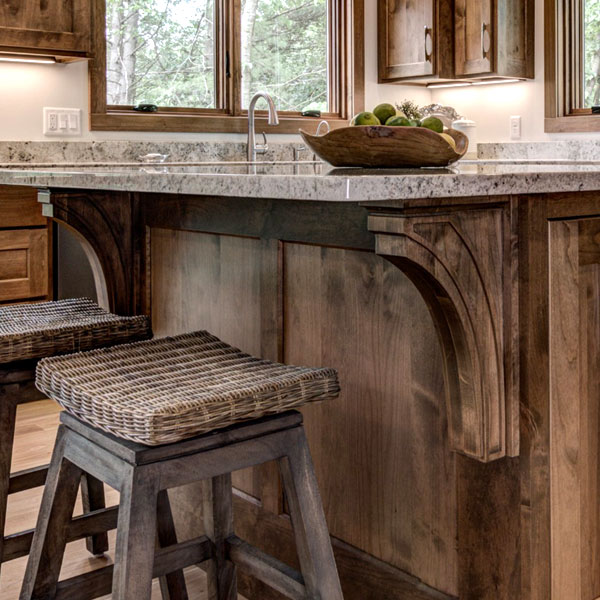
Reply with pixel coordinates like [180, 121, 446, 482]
[43, 108, 82, 136]
[510, 115, 521, 140]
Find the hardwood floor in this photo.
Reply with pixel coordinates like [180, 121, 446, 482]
[1, 400, 244, 599]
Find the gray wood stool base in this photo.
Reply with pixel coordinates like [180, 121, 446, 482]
[20, 410, 343, 600]
[0, 361, 108, 576]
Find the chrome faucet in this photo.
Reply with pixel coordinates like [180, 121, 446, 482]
[247, 92, 279, 162]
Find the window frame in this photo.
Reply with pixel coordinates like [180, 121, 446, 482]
[90, 0, 364, 133]
[545, 0, 600, 132]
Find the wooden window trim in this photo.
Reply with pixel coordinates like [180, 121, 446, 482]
[545, 0, 600, 132]
[90, 0, 364, 134]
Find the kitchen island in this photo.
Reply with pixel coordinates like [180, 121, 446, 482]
[1, 160, 597, 600]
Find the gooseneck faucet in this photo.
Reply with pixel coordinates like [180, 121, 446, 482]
[247, 92, 279, 162]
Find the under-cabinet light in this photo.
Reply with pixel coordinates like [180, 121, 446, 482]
[427, 82, 472, 89]
[0, 54, 56, 65]
[428, 78, 523, 89]
[471, 79, 522, 86]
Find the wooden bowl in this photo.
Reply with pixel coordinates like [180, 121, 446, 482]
[299, 125, 469, 168]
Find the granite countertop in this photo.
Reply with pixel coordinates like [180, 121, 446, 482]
[2, 159, 600, 203]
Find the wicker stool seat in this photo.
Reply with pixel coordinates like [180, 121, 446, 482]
[36, 330, 340, 446]
[0, 298, 151, 581]
[0, 297, 151, 364]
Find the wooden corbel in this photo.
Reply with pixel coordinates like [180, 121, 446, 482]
[369, 208, 518, 462]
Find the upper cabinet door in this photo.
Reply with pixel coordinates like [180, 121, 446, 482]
[379, 0, 436, 81]
[454, 0, 493, 76]
[0, 0, 91, 56]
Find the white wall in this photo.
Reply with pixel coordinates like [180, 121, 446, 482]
[0, 0, 590, 144]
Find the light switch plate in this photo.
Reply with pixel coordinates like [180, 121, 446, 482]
[43, 107, 82, 136]
[510, 115, 521, 140]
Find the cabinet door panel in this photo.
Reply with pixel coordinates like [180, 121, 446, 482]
[0, 1, 91, 55]
[0, 229, 49, 302]
[0, 187, 46, 228]
[455, 0, 493, 76]
[379, 0, 436, 80]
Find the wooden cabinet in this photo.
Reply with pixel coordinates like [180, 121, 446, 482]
[454, 0, 493, 75]
[378, 0, 436, 80]
[0, 1, 91, 58]
[378, 0, 454, 82]
[455, 0, 534, 78]
[379, 0, 534, 83]
[0, 187, 52, 304]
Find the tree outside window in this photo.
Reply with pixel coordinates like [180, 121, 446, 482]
[106, 0, 329, 113]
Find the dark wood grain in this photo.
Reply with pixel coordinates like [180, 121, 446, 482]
[80, 474, 109, 556]
[0, 0, 91, 57]
[157, 490, 189, 599]
[378, 0, 455, 82]
[370, 207, 517, 462]
[455, 0, 534, 78]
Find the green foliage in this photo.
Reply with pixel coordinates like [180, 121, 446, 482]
[106, 0, 215, 107]
[585, 0, 600, 106]
[396, 100, 422, 121]
[106, 0, 329, 113]
[241, 0, 328, 112]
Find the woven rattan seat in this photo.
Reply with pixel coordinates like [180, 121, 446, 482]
[0, 298, 151, 364]
[36, 330, 340, 446]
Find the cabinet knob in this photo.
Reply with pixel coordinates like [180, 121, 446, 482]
[424, 26, 433, 63]
[481, 23, 491, 60]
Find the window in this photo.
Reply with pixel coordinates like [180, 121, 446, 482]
[91, 0, 364, 133]
[106, 0, 217, 109]
[546, 0, 600, 131]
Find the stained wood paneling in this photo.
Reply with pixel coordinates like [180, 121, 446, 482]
[455, 0, 493, 75]
[549, 218, 600, 600]
[379, 0, 436, 79]
[0, 228, 48, 302]
[0, 187, 47, 228]
[0, 0, 91, 56]
[151, 228, 265, 500]
[283, 243, 457, 596]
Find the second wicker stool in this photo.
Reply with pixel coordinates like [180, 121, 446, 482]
[21, 330, 343, 600]
[0, 298, 151, 580]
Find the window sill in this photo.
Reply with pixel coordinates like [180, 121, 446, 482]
[545, 115, 600, 133]
[90, 112, 350, 134]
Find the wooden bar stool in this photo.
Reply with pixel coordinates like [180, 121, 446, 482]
[0, 298, 151, 577]
[21, 330, 343, 600]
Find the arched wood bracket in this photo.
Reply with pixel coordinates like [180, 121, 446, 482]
[369, 209, 518, 462]
[38, 188, 142, 316]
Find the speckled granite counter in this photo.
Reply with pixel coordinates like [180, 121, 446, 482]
[1, 160, 600, 202]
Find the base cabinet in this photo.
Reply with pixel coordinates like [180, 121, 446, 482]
[43, 188, 600, 599]
[0, 186, 52, 303]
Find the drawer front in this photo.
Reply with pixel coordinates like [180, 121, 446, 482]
[0, 187, 47, 228]
[0, 229, 49, 302]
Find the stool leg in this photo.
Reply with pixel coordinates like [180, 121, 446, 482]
[80, 473, 109, 556]
[279, 426, 343, 600]
[204, 474, 237, 600]
[157, 489, 189, 600]
[0, 390, 17, 575]
[112, 465, 159, 600]
[20, 427, 82, 600]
